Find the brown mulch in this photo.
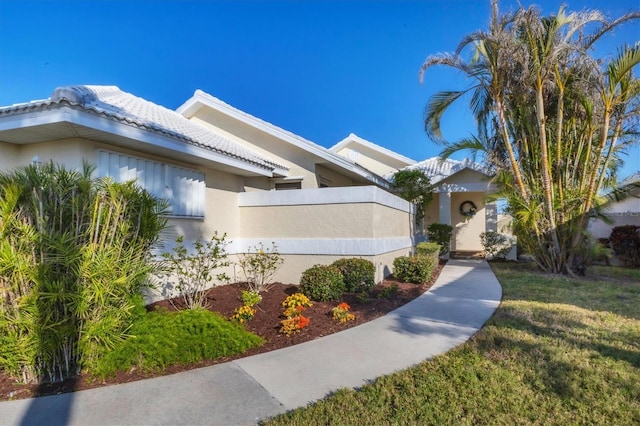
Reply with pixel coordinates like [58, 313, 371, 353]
[0, 261, 445, 401]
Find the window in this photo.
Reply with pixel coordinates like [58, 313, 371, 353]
[275, 181, 302, 190]
[97, 151, 205, 218]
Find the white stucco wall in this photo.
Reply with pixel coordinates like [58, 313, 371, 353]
[589, 192, 640, 239]
[236, 186, 415, 283]
[189, 111, 322, 188]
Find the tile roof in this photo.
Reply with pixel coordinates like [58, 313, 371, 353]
[0, 85, 288, 173]
[397, 157, 492, 184]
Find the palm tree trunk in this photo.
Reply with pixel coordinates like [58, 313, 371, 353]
[535, 80, 562, 271]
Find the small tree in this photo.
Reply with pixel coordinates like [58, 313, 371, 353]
[391, 169, 433, 223]
[238, 242, 284, 293]
[161, 233, 231, 309]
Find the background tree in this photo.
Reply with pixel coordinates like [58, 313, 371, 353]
[391, 168, 433, 225]
[420, 0, 640, 274]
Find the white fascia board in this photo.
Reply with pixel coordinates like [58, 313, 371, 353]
[239, 185, 415, 213]
[231, 237, 413, 256]
[436, 182, 497, 193]
[0, 108, 69, 131]
[330, 133, 417, 165]
[2, 107, 274, 177]
[177, 92, 388, 186]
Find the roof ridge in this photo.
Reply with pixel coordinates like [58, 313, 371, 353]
[5, 85, 288, 173]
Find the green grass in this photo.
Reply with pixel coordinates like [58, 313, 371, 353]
[90, 308, 264, 378]
[265, 262, 640, 425]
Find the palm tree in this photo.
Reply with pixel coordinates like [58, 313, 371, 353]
[420, 0, 640, 274]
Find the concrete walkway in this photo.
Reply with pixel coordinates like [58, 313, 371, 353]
[0, 259, 502, 426]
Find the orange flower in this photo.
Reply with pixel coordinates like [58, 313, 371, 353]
[337, 302, 350, 311]
[296, 315, 310, 329]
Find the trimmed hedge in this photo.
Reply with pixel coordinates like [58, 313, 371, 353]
[299, 264, 345, 301]
[332, 258, 375, 293]
[416, 241, 441, 256]
[393, 254, 438, 284]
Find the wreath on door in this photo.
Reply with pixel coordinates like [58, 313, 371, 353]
[459, 200, 477, 218]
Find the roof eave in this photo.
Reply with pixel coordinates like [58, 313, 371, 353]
[330, 133, 417, 166]
[0, 106, 276, 177]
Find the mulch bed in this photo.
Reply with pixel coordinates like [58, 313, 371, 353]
[0, 261, 445, 401]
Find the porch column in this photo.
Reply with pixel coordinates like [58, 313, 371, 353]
[438, 190, 451, 225]
[485, 201, 498, 232]
[438, 191, 452, 257]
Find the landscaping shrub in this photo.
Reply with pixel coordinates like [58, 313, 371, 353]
[393, 254, 438, 284]
[299, 264, 345, 301]
[0, 162, 167, 384]
[238, 242, 284, 293]
[90, 308, 263, 378]
[609, 225, 640, 267]
[416, 241, 441, 256]
[161, 232, 231, 310]
[377, 284, 399, 299]
[332, 258, 375, 293]
[426, 223, 453, 255]
[480, 231, 514, 259]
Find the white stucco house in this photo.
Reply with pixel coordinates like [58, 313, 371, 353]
[332, 135, 499, 256]
[0, 85, 500, 299]
[589, 171, 640, 239]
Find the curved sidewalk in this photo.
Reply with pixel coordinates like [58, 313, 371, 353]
[0, 259, 502, 426]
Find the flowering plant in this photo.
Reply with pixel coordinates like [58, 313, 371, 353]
[230, 305, 256, 323]
[279, 293, 313, 336]
[282, 293, 313, 311]
[241, 290, 262, 307]
[332, 302, 355, 323]
[280, 315, 310, 336]
[283, 304, 306, 318]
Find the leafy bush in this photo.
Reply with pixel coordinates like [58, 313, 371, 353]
[480, 231, 514, 259]
[90, 308, 263, 378]
[238, 242, 284, 293]
[160, 233, 231, 310]
[332, 258, 375, 293]
[426, 223, 453, 255]
[393, 254, 438, 284]
[609, 225, 640, 267]
[241, 290, 262, 307]
[416, 241, 441, 256]
[592, 239, 612, 266]
[377, 284, 399, 299]
[0, 162, 167, 384]
[299, 265, 345, 301]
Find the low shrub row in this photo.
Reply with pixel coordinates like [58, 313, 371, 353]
[299, 258, 375, 302]
[393, 242, 440, 284]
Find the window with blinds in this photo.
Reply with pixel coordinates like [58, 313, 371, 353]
[97, 151, 205, 218]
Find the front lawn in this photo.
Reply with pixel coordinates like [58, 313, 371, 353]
[265, 262, 640, 425]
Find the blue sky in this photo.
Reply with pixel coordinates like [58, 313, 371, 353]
[1, 0, 638, 179]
